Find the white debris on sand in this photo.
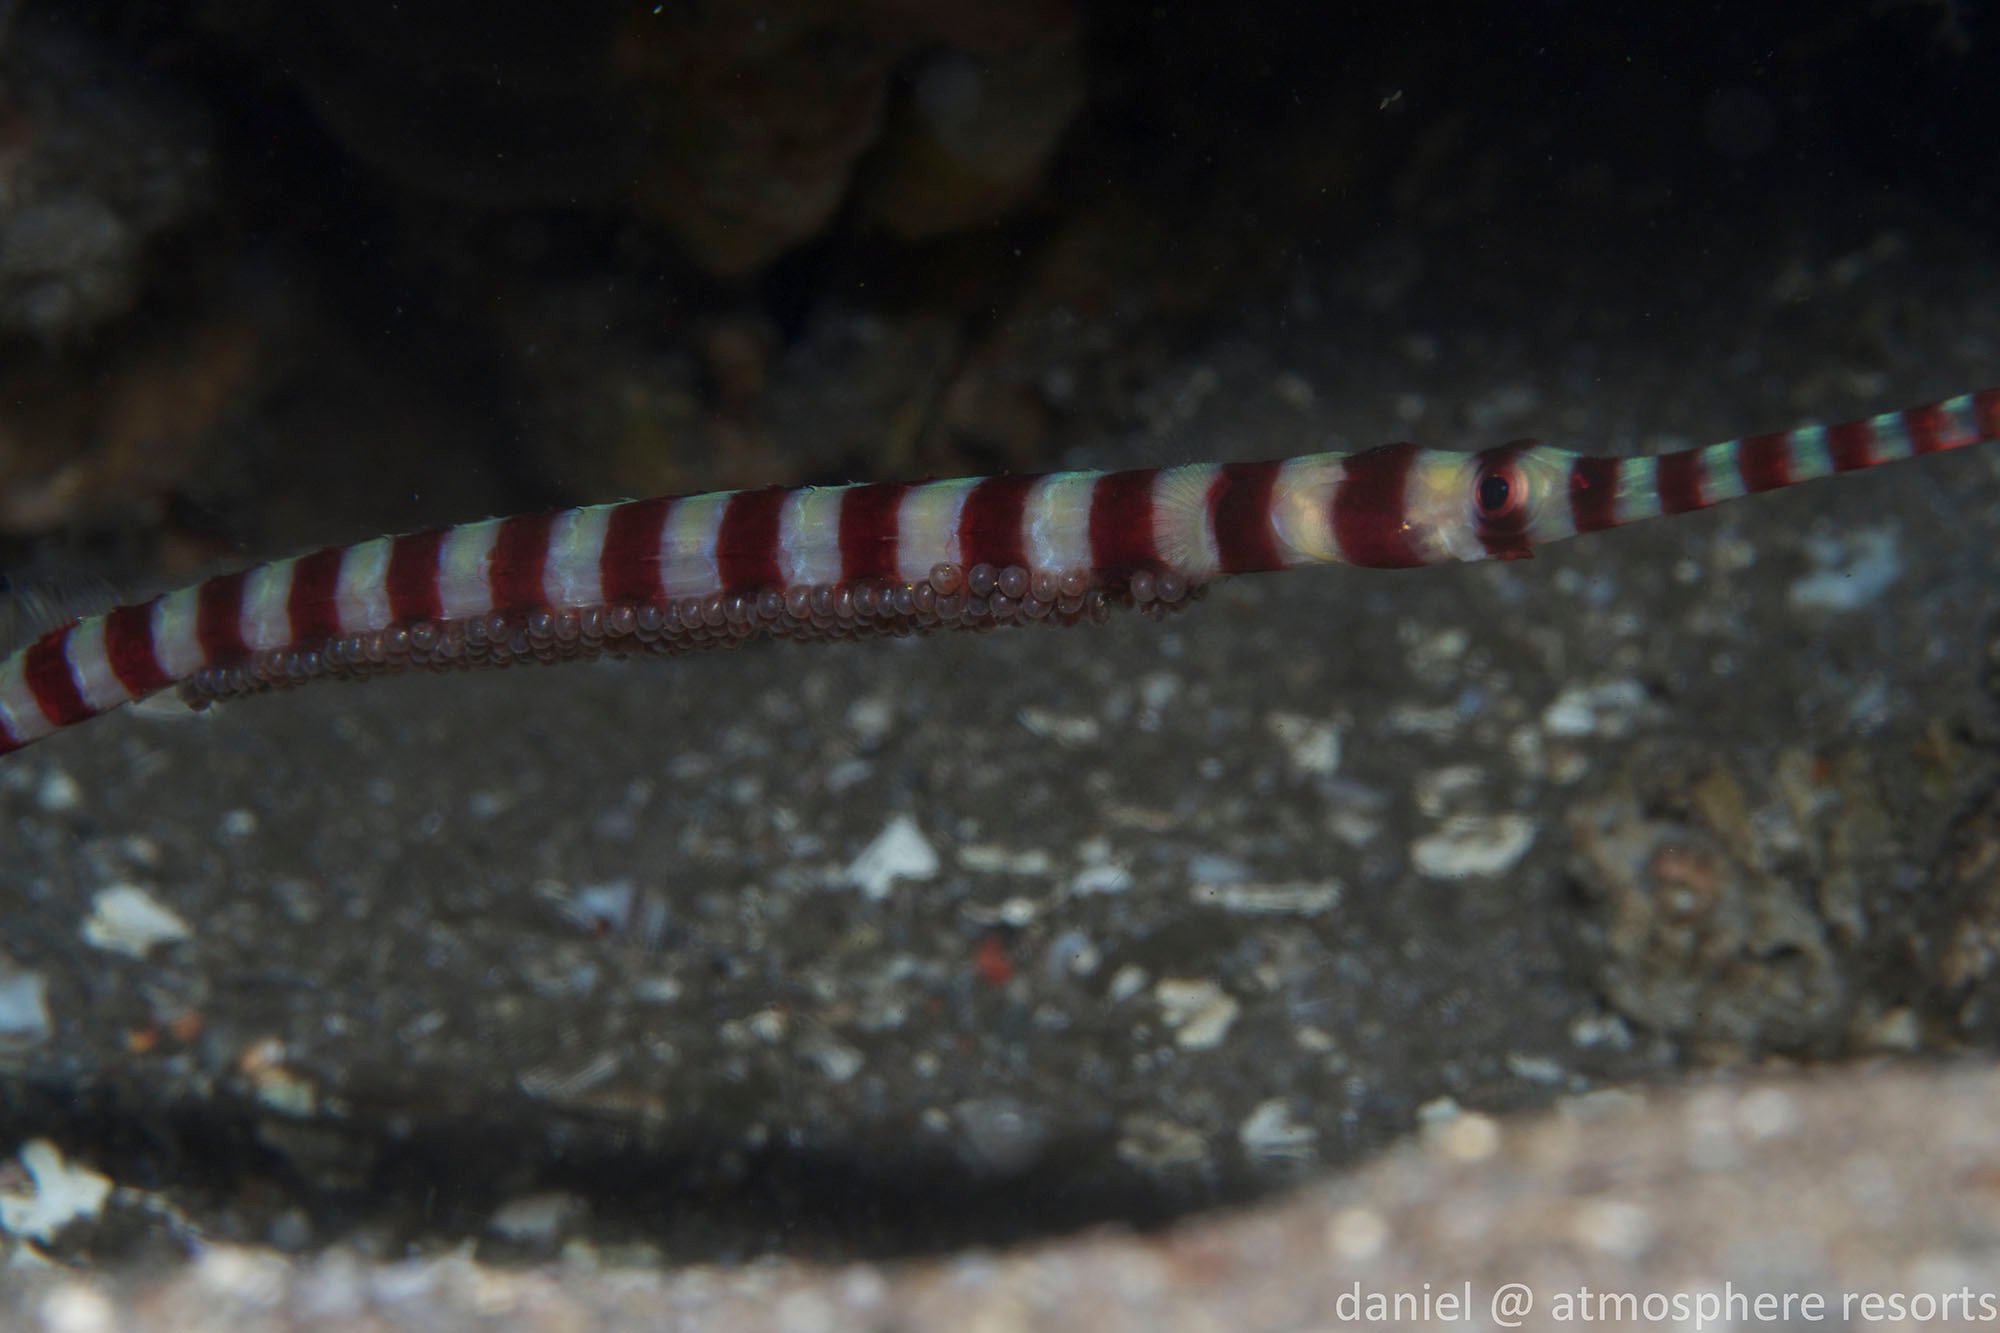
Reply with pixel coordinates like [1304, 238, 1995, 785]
[842, 815, 940, 901]
[1411, 814, 1538, 879]
[1154, 978, 1241, 1050]
[1238, 1099, 1319, 1164]
[1540, 679, 1657, 739]
[0, 961, 51, 1045]
[1789, 528, 1903, 613]
[1189, 879, 1343, 917]
[1265, 712, 1341, 777]
[486, 1192, 587, 1245]
[0, 1141, 112, 1245]
[79, 885, 193, 959]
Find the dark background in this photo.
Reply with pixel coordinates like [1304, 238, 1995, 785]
[1, 0, 1998, 1284]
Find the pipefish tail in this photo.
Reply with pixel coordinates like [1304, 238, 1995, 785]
[2, 389, 1997, 755]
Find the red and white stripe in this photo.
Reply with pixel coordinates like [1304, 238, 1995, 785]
[3, 387, 1995, 756]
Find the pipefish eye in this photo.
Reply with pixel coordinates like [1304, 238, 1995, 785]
[1476, 468, 1517, 519]
[1469, 442, 1537, 558]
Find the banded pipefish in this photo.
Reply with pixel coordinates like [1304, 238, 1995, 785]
[2, 388, 1996, 755]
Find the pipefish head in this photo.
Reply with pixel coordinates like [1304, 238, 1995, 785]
[1381, 440, 1580, 565]
[1270, 440, 1579, 568]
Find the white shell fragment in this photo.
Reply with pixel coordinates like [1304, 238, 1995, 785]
[0, 1140, 112, 1244]
[1189, 879, 1343, 917]
[1017, 705, 1101, 746]
[1411, 814, 1538, 879]
[80, 885, 193, 959]
[842, 814, 941, 901]
[1154, 977, 1241, 1050]
[487, 1192, 587, 1244]
[0, 961, 50, 1044]
[1238, 1098, 1320, 1164]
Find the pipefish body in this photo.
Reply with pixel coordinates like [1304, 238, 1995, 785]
[2, 389, 1996, 755]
